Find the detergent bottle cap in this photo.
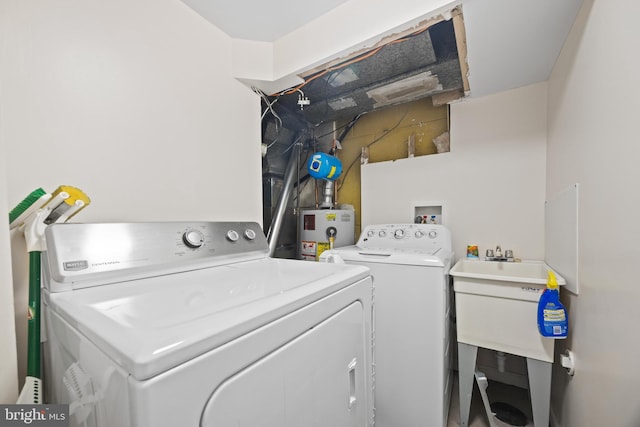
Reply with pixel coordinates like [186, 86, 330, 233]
[547, 270, 559, 290]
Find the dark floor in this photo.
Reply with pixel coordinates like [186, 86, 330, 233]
[447, 373, 534, 427]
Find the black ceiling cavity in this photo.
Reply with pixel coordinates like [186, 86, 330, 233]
[273, 18, 464, 126]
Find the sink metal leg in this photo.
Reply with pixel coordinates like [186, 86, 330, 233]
[458, 343, 478, 427]
[475, 370, 497, 427]
[526, 357, 552, 427]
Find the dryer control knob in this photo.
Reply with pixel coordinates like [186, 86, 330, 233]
[244, 229, 256, 240]
[183, 230, 205, 248]
[226, 230, 240, 242]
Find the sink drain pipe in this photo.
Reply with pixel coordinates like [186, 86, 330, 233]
[496, 351, 507, 373]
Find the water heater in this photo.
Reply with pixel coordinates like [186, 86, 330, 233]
[299, 209, 355, 261]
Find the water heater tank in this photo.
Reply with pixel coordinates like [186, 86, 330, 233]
[299, 209, 355, 261]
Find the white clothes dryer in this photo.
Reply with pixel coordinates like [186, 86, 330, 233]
[41, 222, 373, 427]
[321, 223, 453, 427]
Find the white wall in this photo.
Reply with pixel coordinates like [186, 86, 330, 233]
[547, 0, 640, 425]
[1, 0, 262, 223]
[361, 82, 548, 261]
[0, 0, 262, 397]
[0, 158, 19, 403]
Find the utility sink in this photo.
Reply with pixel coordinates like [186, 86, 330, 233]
[451, 259, 566, 427]
[450, 259, 566, 362]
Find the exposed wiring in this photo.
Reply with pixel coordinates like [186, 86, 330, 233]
[253, 86, 282, 126]
[314, 120, 356, 140]
[258, 26, 431, 157]
[282, 133, 305, 154]
[267, 134, 280, 150]
[337, 106, 410, 192]
[291, 173, 313, 202]
[332, 112, 366, 154]
[253, 86, 283, 149]
[275, 47, 383, 97]
[312, 112, 368, 146]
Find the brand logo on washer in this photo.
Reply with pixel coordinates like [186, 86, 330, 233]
[63, 260, 88, 271]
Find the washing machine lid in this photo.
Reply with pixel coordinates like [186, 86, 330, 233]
[324, 245, 452, 268]
[44, 258, 370, 380]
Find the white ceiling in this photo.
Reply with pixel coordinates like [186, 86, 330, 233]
[181, 0, 584, 99]
[180, 0, 351, 41]
[462, 0, 584, 98]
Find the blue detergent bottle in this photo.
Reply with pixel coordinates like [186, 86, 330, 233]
[537, 270, 568, 338]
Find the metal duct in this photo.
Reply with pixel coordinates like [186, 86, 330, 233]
[267, 140, 303, 257]
[320, 180, 335, 208]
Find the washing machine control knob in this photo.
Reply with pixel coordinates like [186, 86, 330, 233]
[394, 229, 405, 239]
[183, 229, 205, 248]
[378, 230, 387, 238]
[428, 230, 438, 239]
[226, 230, 240, 242]
[367, 230, 375, 238]
[415, 230, 425, 238]
[244, 229, 256, 240]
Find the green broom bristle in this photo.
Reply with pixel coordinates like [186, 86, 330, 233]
[9, 188, 47, 225]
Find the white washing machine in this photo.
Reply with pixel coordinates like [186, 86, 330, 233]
[41, 221, 373, 427]
[321, 223, 453, 427]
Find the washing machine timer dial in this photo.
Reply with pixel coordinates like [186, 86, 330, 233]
[182, 229, 205, 248]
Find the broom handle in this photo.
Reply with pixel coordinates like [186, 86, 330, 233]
[26, 251, 41, 379]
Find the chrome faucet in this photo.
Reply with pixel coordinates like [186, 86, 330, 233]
[485, 245, 515, 262]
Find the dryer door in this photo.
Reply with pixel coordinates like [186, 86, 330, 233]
[201, 301, 367, 427]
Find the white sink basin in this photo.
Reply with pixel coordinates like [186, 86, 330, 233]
[450, 259, 566, 286]
[450, 259, 566, 362]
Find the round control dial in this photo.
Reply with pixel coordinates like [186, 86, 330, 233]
[367, 230, 375, 238]
[415, 230, 425, 238]
[244, 229, 256, 240]
[428, 230, 438, 239]
[226, 230, 240, 242]
[394, 229, 405, 239]
[378, 230, 387, 238]
[183, 229, 204, 248]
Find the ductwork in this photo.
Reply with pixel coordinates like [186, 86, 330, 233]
[266, 139, 303, 257]
[320, 180, 335, 209]
[273, 11, 467, 125]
